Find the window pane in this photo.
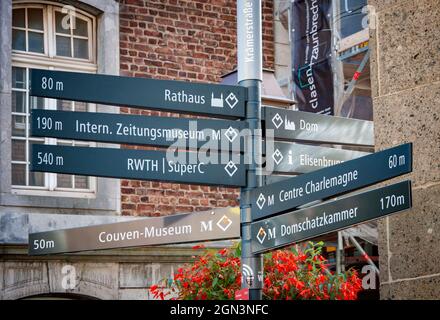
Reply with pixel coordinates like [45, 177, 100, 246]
[28, 31, 44, 53]
[56, 35, 71, 57]
[12, 91, 26, 113]
[74, 101, 87, 112]
[12, 9, 25, 28]
[29, 141, 45, 186]
[28, 8, 44, 30]
[73, 18, 88, 37]
[29, 171, 45, 187]
[73, 38, 88, 59]
[74, 176, 89, 189]
[12, 163, 26, 185]
[12, 115, 26, 136]
[12, 29, 26, 51]
[12, 67, 26, 89]
[339, 0, 368, 38]
[57, 99, 73, 111]
[30, 96, 45, 109]
[12, 139, 26, 161]
[57, 174, 73, 188]
[55, 11, 70, 34]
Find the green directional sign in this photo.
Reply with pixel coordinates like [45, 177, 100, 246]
[29, 207, 240, 255]
[265, 106, 374, 146]
[251, 143, 412, 220]
[31, 144, 246, 187]
[251, 180, 412, 254]
[266, 142, 370, 174]
[30, 69, 246, 119]
[31, 109, 247, 151]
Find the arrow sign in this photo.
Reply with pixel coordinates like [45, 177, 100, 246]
[31, 109, 247, 152]
[251, 180, 412, 254]
[266, 142, 370, 174]
[252, 143, 412, 220]
[28, 207, 240, 255]
[30, 69, 246, 119]
[265, 107, 374, 146]
[31, 144, 246, 187]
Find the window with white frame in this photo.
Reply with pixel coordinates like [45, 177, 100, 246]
[11, 2, 97, 195]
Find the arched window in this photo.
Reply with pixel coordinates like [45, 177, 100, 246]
[11, 2, 97, 196]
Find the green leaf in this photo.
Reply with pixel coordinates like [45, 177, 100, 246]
[233, 241, 242, 257]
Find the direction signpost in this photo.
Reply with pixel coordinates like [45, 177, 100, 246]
[31, 144, 246, 187]
[29, 207, 240, 255]
[31, 109, 247, 151]
[250, 180, 412, 254]
[251, 143, 412, 220]
[26, 0, 415, 303]
[264, 106, 374, 146]
[266, 141, 370, 174]
[30, 69, 246, 119]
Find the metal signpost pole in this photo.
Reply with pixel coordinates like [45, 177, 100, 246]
[237, 0, 263, 300]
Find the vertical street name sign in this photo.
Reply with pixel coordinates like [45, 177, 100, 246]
[251, 143, 412, 220]
[31, 144, 246, 187]
[30, 69, 247, 119]
[267, 142, 370, 174]
[251, 180, 412, 254]
[29, 207, 240, 255]
[237, 0, 262, 82]
[31, 109, 247, 152]
[265, 106, 374, 146]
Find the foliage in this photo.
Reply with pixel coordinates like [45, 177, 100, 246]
[150, 242, 362, 300]
[263, 242, 362, 300]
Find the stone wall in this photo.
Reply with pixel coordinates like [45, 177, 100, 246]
[0, 251, 186, 300]
[117, 0, 275, 216]
[368, 0, 440, 299]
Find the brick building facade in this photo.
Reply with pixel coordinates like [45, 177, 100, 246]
[118, 0, 274, 217]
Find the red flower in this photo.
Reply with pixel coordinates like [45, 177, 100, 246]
[150, 284, 158, 293]
[315, 274, 326, 285]
[192, 244, 205, 250]
[149, 242, 363, 301]
[264, 278, 272, 287]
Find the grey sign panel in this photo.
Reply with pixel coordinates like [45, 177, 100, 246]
[263, 174, 293, 186]
[266, 142, 370, 174]
[28, 207, 240, 255]
[31, 145, 246, 187]
[31, 109, 247, 152]
[30, 69, 246, 119]
[251, 180, 412, 254]
[264, 107, 374, 146]
[251, 143, 412, 220]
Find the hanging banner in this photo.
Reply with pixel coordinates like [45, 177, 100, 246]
[291, 0, 334, 115]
